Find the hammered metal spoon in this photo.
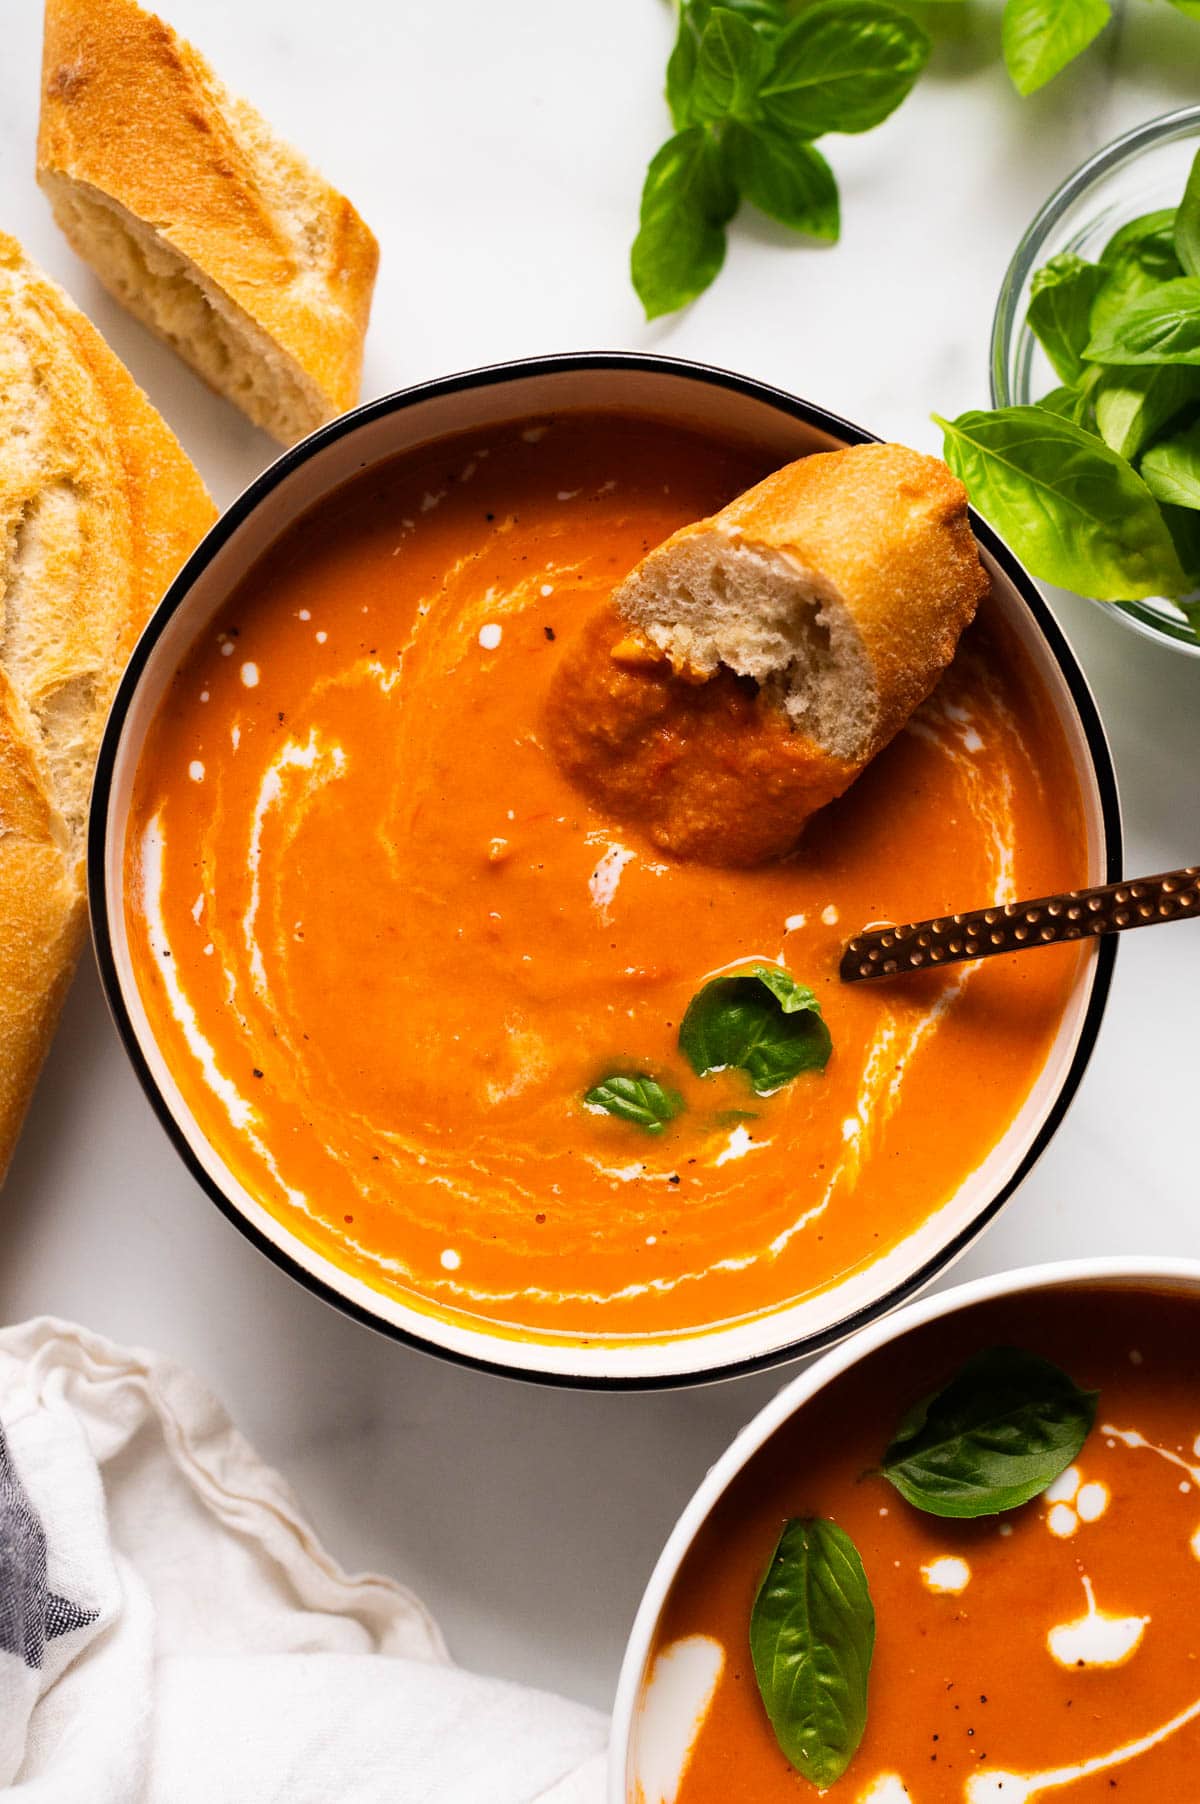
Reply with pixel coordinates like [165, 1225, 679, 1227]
[841, 865, 1200, 983]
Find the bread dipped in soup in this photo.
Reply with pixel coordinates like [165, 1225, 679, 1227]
[544, 443, 990, 865]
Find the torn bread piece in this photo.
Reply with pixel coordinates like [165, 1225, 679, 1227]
[38, 0, 380, 446]
[546, 443, 989, 865]
[0, 232, 216, 1180]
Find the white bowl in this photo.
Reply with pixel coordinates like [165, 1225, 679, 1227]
[90, 353, 1121, 1387]
[610, 1254, 1200, 1800]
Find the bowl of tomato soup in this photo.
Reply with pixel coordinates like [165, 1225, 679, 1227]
[91, 354, 1119, 1384]
[613, 1256, 1200, 1803]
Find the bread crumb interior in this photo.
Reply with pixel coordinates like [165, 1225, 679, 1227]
[41, 178, 325, 444]
[626, 530, 878, 758]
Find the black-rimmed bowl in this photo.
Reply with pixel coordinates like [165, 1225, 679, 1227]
[90, 353, 1121, 1388]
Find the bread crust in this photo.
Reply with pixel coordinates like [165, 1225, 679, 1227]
[0, 231, 215, 1180]
[714, 442, 988, 759]
[619, 442, 989, 766]
[37, 0, 380, 443]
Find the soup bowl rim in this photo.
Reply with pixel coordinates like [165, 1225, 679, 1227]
[89, 350, 1121, 1389]
[608, 1250, 1200, 1801]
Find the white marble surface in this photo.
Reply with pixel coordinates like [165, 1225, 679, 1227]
[2, 0, 1200, 1714]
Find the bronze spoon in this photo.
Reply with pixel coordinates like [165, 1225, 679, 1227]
[840, 865, 1200, 983]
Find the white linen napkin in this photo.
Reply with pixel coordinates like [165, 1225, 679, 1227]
[0, 1318, 608, 1803]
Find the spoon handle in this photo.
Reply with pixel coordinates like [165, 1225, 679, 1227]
[840, 865, 1200, 984]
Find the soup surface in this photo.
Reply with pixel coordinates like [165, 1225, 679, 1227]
[641, 1285, 1200, 1803]
[125, 414, 1087, 1347]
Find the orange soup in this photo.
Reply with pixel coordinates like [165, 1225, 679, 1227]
[125, 414, 1086, 1347]
[643, 1285, 1200, 1803]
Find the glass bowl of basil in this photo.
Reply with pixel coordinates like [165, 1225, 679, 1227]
[988, 105, 1200, 656]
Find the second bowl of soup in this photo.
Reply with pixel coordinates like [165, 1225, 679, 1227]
[615, 1258, 1200, 1801]
[92, 354, 1119, 1383]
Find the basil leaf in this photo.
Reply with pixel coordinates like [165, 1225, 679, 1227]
[1092, 234, 1185, 338]
[583, 1073, 685, 1133]
[1101, 208, 1179, 267]
[1085, 276, 1200, 366]
[667, 0, 789, 125]
[665, 18, 700, 129]
[1141, 419, 1200, 510]
[1162, 502, 1200, 586]
[1166, 0, 1200, 17]
[881, 1347, 1099, 1518]
[750, 1518, 874, 1790]
[936, 406, 1187, 601]
[1000, 0, 1111, 94]
[631, 127, 739, 320]
[692, 7, 771, 121]
[679, 964, 832, 1096]
[1034, 381, 1097, 427]
[688, 0, 791, 25]
[1027, 254, 1109, 386]
[759, 1, 930, 137]
[1093, 363, 1200, 461]
[726, 122, 840, 238]
[1024, 252, 1111, 389]
[1177, 150, 1200, 279]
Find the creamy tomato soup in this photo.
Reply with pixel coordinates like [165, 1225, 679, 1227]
[643, 1287, 1200, 1804]
[125, 414, 1086, 1347]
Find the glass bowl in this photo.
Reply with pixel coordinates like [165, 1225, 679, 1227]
[991, 106, 1200, 658]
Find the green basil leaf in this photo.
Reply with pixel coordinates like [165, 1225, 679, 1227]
[935, 406, 1187, 601]
[759, 1, 930, 137]
[1140, 418, 1200, 510]
[692, 7, 771, 120]
[689, 0, 792, 26]
[1176, 149, 1200, 279]
[631, 126, 739, 320]
[1101, 208, 1179, 268]
[583, 1073, 685, 1133]
[666, 17, 701, 129]
[1085, 276, 1200, 367]
[1027, 253, 1109, 386]
[1091, 232, 1185, 338]
[1166, 0, 1200, 17]
[1000, 0, 1111, 94]
[726, 122, 839, 238]
[1162, 502, 1200, 586]
[750, 1518, 875, 1789]
[679, 964, 832, 1095]
[1034, 381, 1097, 427]
[668, 0, 789, 125]
[881, 1347, 1099, 1518]
[1093, 363, 1200, 461]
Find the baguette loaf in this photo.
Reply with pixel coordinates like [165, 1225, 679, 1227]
[0, 232, 215, 1180]
[546, 443, 988, 864]
[37, 0, 380, 446]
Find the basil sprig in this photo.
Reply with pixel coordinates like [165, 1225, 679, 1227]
[750, 1517, 874, 1789]
[937, 150, 1200, 644]
[583, 1073, 684, 1133]
[679, 964, 832, 1096]
[633, 0, 929, 317]
[580, 965, 830, 1134]
[881, 1347, 1098, 1518]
